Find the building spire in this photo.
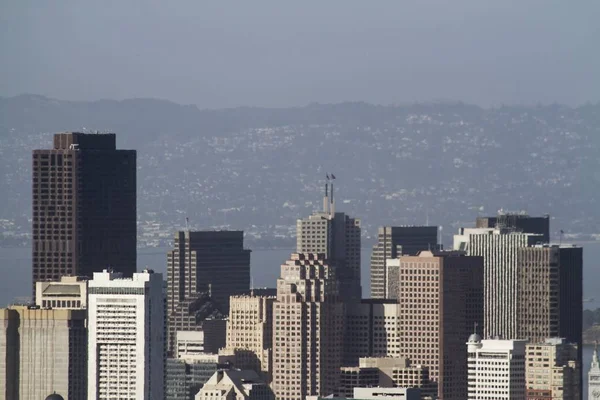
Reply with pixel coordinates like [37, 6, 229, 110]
[323, 174, 330, 213]
[594, 340, 600, 369]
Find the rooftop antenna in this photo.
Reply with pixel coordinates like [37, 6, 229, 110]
[473, 321, 478, 334]
[323, 173, 330, 213]
[330, 173, 336, 214]
[185, 217, 189, 231]
[559, 229, 564, 245]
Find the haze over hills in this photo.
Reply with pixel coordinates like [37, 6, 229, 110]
[1, 94, 600, 248]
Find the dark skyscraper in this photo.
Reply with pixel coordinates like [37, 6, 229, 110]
[476, 211, 550, 243]
[369, 226, 438, 298]
[166, 230, 251, 355]
[32, 132, 136, 294]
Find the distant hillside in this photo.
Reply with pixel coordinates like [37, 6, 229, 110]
[1, 95, 600, 248]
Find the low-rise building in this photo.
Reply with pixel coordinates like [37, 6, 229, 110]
[525, 338, 579, 400]
[195, 369, 274, 400]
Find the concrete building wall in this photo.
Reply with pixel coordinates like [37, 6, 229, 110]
[0, 306, 87, 400]
[525, 338, 579, 400]
[0, 309, 19, 400]
[226, 291, 275, 381]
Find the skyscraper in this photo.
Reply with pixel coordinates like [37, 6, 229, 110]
[225, 289, 276, 382]
[0, 306, 87, 400]
[475, 211, 550, 243]
[272, 253, 344, 400]
[466, 336, 527, 400]
[369, 226, 438, 298]
[386, 250, 484, 400]
[87, 269, 164, 400]
[454, 227, 542, 339]
[517, 245, 583, 346]
[166, 230, 251, 354]
[32, 132, 136, 295]
[296, 179, 361, 301]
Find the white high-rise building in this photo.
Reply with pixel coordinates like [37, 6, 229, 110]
[87, 269, 164, 400]
[466, 334, 527, 400]
[454, 227, 541, 339]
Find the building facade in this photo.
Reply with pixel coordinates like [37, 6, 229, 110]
[167, 230, 251, 354]
[369, 226, 438, 299]
[517, 245, 583, 346]
[454, 228, 541, 339]
[165, 353, 235, 400]
[525, 338, 579, 400]
[475, 211, 550, 243]
[32, 132, 136, 295]
[271, 253, 344, 400]
[386, 251, 484, 400]
[466, 336, 527, 400]
[225, 289, 276, 381]
[343, 299, 402, 365]
[0, 306, 87, 400]
[353, 387, 421, 400]
[589, 345, 600, 400]
[87, 269, 164, 400]
[296, 180, 361, 301]
[195, 369, 274, 400]
[35, 276, 88, 309]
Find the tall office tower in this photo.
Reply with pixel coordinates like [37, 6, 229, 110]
[386, 251, 484, 400]
[165, 353, 235, 400]
[369, 226, 438, 298]
[517, 245, 583, 345]
[589, 345, 600, 400]
[343, 299, 402, 365]
[525, 338, 579, 400]
[225, 289, 276, 382]
[167, 230, 251, 354]
[88, 269, 164, 400]
[32, 132, 136, 295]
[296, 179, 361, 301]
[0, 306, 87, 400]
[272, 253, 344, 400]
[466, 335, 527, 400]
[476, 210, 550, 243]
[454, 228, 541, 339]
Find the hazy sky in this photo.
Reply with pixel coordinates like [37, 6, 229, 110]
[1, 1, 599, 108]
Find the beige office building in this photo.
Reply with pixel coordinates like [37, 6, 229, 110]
[386, 251, 484, 400]
[525, 338, 579, 400]
[36, 276, 88, 309]
[296, 180, 361, 301]
[0, 306, 87, 400]
[272, 253, 344, 400]
[225, 288, 276, 381]
[338, 357, 435, 399]
[343, 300, 402, 365]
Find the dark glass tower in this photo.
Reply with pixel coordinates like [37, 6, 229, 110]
[369, 226, 438, 298]
[32, 132, 136, 295]
[166, 230, 251, 355]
